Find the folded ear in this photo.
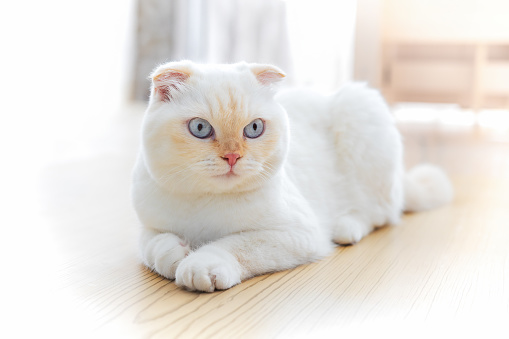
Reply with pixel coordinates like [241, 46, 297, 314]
[249, 64, 286, 86]
[150, 62, 193, 102]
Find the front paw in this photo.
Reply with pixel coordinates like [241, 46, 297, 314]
[143, 233, 190, 280]
[175, 248, 241, 292]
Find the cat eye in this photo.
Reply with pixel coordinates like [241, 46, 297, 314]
[244, 119, 264, 139]
[188, 118, 213, 139]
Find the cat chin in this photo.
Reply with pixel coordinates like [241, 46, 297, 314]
[204, 173, 266, 194]
[210, 172, 244, 188]
[213, 172, 238, 179]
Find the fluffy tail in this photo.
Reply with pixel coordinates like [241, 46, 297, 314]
[404, 164, 454, 212]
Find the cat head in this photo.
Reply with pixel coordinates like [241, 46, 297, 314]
[141, 61, 289, 194]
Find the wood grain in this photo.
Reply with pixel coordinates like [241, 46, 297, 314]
[8, 106, 509, 339]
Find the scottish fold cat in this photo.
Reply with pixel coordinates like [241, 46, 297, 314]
[131, 61, 453, 292]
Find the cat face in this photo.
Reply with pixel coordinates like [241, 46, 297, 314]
[141, 61, 289, 194]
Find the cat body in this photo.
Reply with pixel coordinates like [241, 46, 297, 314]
[132, 61, 452, 292]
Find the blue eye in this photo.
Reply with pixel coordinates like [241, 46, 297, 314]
[244, 119, 264, 138]
[188, 118, 213, 139]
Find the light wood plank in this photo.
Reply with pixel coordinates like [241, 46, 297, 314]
[9, 106, 509, 339]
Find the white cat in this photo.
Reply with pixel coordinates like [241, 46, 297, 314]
[131, 61, 453, 292]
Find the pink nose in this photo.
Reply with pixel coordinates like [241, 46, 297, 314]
[222, 153, 240, 166]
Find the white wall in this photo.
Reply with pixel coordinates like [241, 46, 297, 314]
[0, 0, 135, 157]
[0, 1, 135, 207]
[353, 0, 382, 87]
[383, 0, 509, 42]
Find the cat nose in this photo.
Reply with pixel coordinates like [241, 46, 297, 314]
[222, 153, 241, 166]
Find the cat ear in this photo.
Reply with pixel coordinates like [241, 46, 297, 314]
[150, 62, 193, 102]
[249, 64, 286, 86]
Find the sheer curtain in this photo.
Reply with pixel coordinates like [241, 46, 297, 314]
[286, 0, 358, 92]
[131, 0, 357, 100]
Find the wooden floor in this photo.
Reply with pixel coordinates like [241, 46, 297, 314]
[9, 105, 509, 338]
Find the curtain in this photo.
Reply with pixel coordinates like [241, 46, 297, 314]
[130, 0, 356, 100]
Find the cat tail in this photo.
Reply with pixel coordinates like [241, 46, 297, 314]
[403, 164, 454, 212]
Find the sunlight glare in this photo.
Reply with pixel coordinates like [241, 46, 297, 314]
[477, 109, 509, 130]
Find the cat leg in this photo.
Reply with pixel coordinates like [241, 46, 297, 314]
[332, 214, 374, 245]
[175, 229, 332, 292]
[140, 229, 190, 280]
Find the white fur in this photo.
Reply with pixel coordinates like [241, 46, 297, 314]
[404, 164, 454, 212]
[131, 62, 453, 292]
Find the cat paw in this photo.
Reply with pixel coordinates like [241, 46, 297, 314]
[175, 248, 241, 292]
[333, 215, 373, 245]
[144, 233, 190, 280]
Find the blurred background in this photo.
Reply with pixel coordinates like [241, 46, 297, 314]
[2, 1, 508, 335]
[2, 0, 509, 220]
[2, 0, 509, 211]
[3, 0, 509, 158]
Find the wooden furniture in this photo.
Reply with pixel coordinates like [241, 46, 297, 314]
[375, 0, 509, 110]
[382, 41, 509, 110]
